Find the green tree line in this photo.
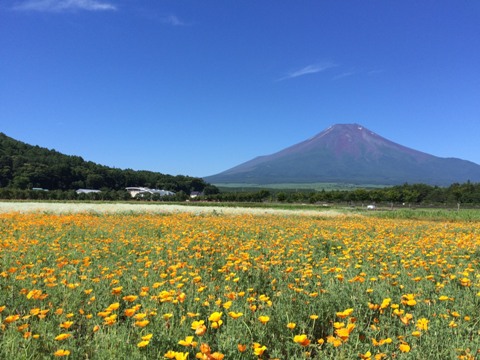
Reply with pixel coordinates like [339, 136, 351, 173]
[0, 133, 217, 195]
[202, 182, 480, 206]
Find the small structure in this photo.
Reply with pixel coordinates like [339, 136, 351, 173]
[125, 187, 175, 198]
[190, 191, 201, 199]
[367, 204, 376, 210]
[76, 189, 101, 194]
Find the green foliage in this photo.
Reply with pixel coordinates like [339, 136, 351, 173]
[207, 182, 480, 206]
[0, 133, 217, 196]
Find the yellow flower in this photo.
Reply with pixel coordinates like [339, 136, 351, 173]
[142, 334, 153, 341]
[293, 334, 310, 347]
[401, 294, 417, 306]
[208, 312, 222, 322]
[134, 313, 147, 320]
[209, 352, 224, 360]
[237, 344, 247, 352]
[123, 295, 138, 302]
[228, 311, 243, 319]
[199, 343, 211, 354]
[178, 336, 197, 347]
[124, 308, 136, 317]
[54, 349, 71, 357]
[335, 323, 355, 341]
[59, 321, 73, 329]
[135, 319, 150, 327]
[287, 322, 296, 330]
[258, 315, 270, 324]
[163, 313, 174, 320]
[196, 324, 207, 335]
[175, 352, 189, 360]
[336, 308, 354, 319]
[359, 351, 372, 360]
[191, 320, 205, 330]
[97, 311, 110, 318]
[309, 315, 319, 320]
[164, 351, 177, 359]
[137, 340, 150, 348]
[4, 314, 20, 323]
[106, 302, 120, 311]
[253, 345, 267, 356]
[400, 313, 413, 325]
[103, 314, 117, 325]
[380, 298, 391, 309]
[222, 301, 232, 309]
[165, 351, 189, 360]
[111, 286, 123, 295]
[55, 333, 72, 341]
[17, 323, 29, 331]
[399, 343, 411, 353]
[326, 335, 342, 347]
[208, 312, 223, 329]
[372, 338, 392, 346]
[416, 318, 429, 331]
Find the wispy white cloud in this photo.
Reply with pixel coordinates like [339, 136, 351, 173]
[333, 71, 356, 80]
[13, 0, 117, 12]
[278, 62, 336, 81]
[161, 14, 186, 26]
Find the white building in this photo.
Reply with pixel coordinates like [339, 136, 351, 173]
[125, 187, 175, 198]
[76, 189, 101, 194]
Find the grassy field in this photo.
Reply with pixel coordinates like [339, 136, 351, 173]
[215, 182, 388, 192]
[0, 205, 479, 359]
[368, 208, 480, 222]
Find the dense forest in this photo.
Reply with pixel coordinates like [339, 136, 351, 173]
[0, 132, 218, 197]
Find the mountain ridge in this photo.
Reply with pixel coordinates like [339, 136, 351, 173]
[204, 124, 480, 186]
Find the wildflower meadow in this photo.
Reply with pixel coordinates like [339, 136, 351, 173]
[0, 211, 479, 359]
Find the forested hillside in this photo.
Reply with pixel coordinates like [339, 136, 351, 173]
[0, 132, 215, 194]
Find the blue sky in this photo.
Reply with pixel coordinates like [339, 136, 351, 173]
[1, 1, 479, 178]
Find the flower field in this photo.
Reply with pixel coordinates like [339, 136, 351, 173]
[0, 211, 479, 359]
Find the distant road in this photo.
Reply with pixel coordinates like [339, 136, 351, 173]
[0, 202, 343, 217]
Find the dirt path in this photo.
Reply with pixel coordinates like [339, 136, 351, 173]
[0, 201, 343, 217]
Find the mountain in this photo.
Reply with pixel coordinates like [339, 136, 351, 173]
[204, 124, 480, 186]
[0, 132, 211, 193]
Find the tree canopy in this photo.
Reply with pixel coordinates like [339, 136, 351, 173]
[0, 132, 214, 195]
